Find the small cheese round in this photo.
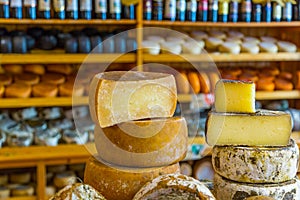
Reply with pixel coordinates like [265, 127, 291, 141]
[227, 31, 244, 39]
[256, 79, 275, 91]
[277, 41, 297, 52]
[260, 36, 277, 43]
[142, 41, 160, 55]
[209, 30, 226, 39]
[259, 42, 278, 53]
[166, 36, 185, 44]
[3, 64, 23, 74]
[199, 72, 211, 94]
[5, 83, 32, 98]
[9, 173, 31, 184]
[274, 78, 294, 90]
[32, 83, 58, 97]
[14, 73, 40, 85]
[225, 37, 242, 44]
[175, 71, 190, 94]
[160, 42, 182, 55]
[241, 43, 260, 54]
[191, 31, 208, 40]
[41, 73, 66, 85]
[205, 37, 223, 51]
[45, 186, 56, 197]
[53, 172, 77, 189]
[218, 42, 241, 54]
[11, 185, 34, 197]
[182, 41, 202, 54]
[180, 162, 193, 176]
[24, 64, 45, 75]
[243, 36, 260, 44]
[47, 64, 73, 75]
[187, 72, 201, 93]
[47, 165, 67, 173]
[59, 82, 84, 97]
[193, 157, 214, 181]
[84, 156, 180, 200]
[0, 74, 12, 85]
[0, 186, 9, 198]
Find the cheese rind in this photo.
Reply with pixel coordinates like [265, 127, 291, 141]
[214, 79, 255, 113]
[212, 139, 299, 183]
[94, 117, 188, 167]
[214, 174, 300, 200]
[132, 174, 216, 200]
[84, 156, 180, 200]
[206, 110, 292, 146]
[89, 71, 177, 128]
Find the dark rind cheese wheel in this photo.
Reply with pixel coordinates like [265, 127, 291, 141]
[126, 38, 137, 52]
[57, 33, 72, 48]
[26, 35, 35, 50]
[27, 27, 44, 39]
[78, 36, 91, 53]
[115, 36, 127, 53]
[90, 35, 103, 53]
[38, 35, 58, 50]
[13, 36, 27, 54]
[0, 36, 12, 53]
[103, 35, 115, 53]
[65, 38, 78, 53]
[82, 27, 99, 36]
[44, 29, 62, 37]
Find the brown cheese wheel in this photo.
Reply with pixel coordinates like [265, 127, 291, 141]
[59, 82, 84, 97]
[239, 73, 259, 82]
[221, 73, 237, 80]
[3, 64, 23, 74]
[32, 83, 58, 97]
[175, 71, 190, 94]
[0, 74, 12, 85]
[47, 64, 73, 75]
[258, 73, 275, 82]
[14, 73, 40, 85]
[296, 71, 300, 89]
[222, 68, 242, 77]
[208, 72, 220, 92]
[5, 83, 32, 98]
[24, 64, 45, 75]
[256, 80, 275, 91]
[9, 173, 31, 184]
[198, 72, 211, 93]
[53, 172, 77, 189]
[278, 71, 293, 80]
[41, 73, 65, 85]
[262, 67, 280, 76]
[187, 72, 201, 94]
[274, 78, 293, 90]
[0, 85, 4, 98]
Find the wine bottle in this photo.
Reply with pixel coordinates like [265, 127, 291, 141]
[53, 0, 65, 19]
[143, 0, 151, 20]
[152, 0, 163, 20]
[229, 1, 238, 22]
[10, 0, 22, 18]
[208, 0, 218, 22]
[0, 0, 9, 18]
[262, 1, 271, 22]
[176, 0, 186, 21]
[95, 0, 107, 19]
[66, 0, 78, 19]
[283, 2, 292, 21]
[198, 0, 208, 21]
[24, 0, 37, 19]
[80, 0, 92, 19]
[272, 2, 281, 22]
[186, 0, 197, 21]
[123, 4, 135, 19]
[164, 0, 176, 21]
[38, 0, 51, 19]
[252, 3, 261, 22]
[240, 0, 251, 22]
[109, 0, 121, 19]
[218, 1, 229, 22]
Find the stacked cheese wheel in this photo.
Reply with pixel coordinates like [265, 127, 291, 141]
[206, 79, 299, 199]
[85, 71, 215, 200]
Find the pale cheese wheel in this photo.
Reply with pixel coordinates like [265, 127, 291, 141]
[10, 173, 31, 184]
[191, 31, 208, 40]
[132, 174, 216, 200]
[241, 43, 260, 54]
[214, 174, 300, 200]
[218, 42, 241, 54]
[227, 31, 244, 39]
[180, 162, 193, 176]
[209, 30, 226, 39]
[142, 41, 160, 55]
[182, 41, 202, 54]
[0, 175, 8, 185]
[45, 186, 56, 197]
[89, 71, 177, 128]
[94, 117, 188, 167]
[11, 185, 34, 197]
[0, 186, 9, 198]
[212, 139, 299, 183]
[166, 36, 185, 44]
[259, 42, 278, 53]
[84, 156, 180, 200]
[53, 172, 77, 189]
[205, 37, 223, 51]
[193, 157, 214, 181]
[160, 42, 182, 55]
[243, 37, 260, 44]
[175, 71, 190, 94]
[260, 36, 277, 43]
[47, 165, 67, 173]
[146, 35, 165, 43]
[225, 37, 242, 44]
[277, 41, 297, 52]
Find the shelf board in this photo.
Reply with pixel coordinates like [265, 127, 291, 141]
[143, 53, 300, 63]
[7, 197, 36, 200]
[0, 53, 136, 64]
[0, 19, 137, 25]
[143, 20, 300, 28]
[256, 90, 300, 100]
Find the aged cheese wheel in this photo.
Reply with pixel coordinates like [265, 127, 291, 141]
[279, 71, 293, 80]
[160, 42, 182, 55]
[256, 79, 275, 91]
[191, 31, 208, 40]
[225, 37, 242, 44]
[277, 41, 297, 52]
[227, 31, 244, 39]
[0, 174, 8, 185]
[47, 165, 67, 173]
[14, 73, 40, 85]
[241, 43, 260, 54]
[239, 73, 259, 82]
[132, 174, 216, 200]
[274, 78, 293, 90]
[243, 36, 260, 44]
[45, 186, 56, 197]
[199, 72, 211, 94]
[296, 71, 300, 89]
[219, 42, 241, 54]
[182, 41, 202, 54]
[53, 172, 77, 189]
[142, 41, 160, 55]
[5, 83, 32, 98]
[32, 83, 58, 97]
[208, 72, 220, 92]
[0, 74, 12, 85]
[59, 82, 84, 97]
[3, 64, 23, 74]
[11, 185, 34, 197]
[175, 71, 190, 94]
[9, 173, 31, 184]
[89, 71, 177, 128]
[84, 156, 180, 200]
[47, 65, 73, 75]
[24, 64, 45, 75]
[205, 37, 223, 51]
[0, 186, 9, 198]
[94, 117, 187, 167]
[209, 30, 226, 39]
[245, 196, 275, 200]
[180, 162, 193, 176]
[259, 42, 278, 53]
[260, 36, 277, 43]
[41, 73, 65, 85]
[188, 72, 201, 93]
[214, 174, 300, 200]
[212, 139, 299, 183]
[38, 35, 57, 50]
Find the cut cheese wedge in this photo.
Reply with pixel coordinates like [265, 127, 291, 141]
[218, 42, 241, 54]
[84, 156, 180, 200]
[277, 41, 297, 52]
[259, 42, 278, 53]
[241, 43, 260, 54]
[206, 110, 292, 146]
[94, 117, 188, 167]
[214, 79, 255, 113]
[89, 71, 177, 128]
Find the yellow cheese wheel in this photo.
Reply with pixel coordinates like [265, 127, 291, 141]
[84, 156, 180, 200]
[9, 173, 31, 184]
[53, 172, 77, 189]
[175, 71, 190, 94]
[11, 185, 34, 197]
[47, 165, 67, 173]
[188, 72, 201, 94]
[245, 196, 275, 200]
[94, 117, 188, 167]
[0, 187, 9, 198]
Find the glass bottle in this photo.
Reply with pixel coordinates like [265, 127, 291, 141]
[109, 0, 121, 19]
[208, 0, 218, 22]
[0, 0, 9, 18]
[38, 0, 51, 19]
[229, 1, 238, 22]
[53, 0, 65, 19]
[240, 0, 251, 22]
[176, 0, 186, 21]
[164, 0, 176, 21]
[198, 0, 208, 21]
[24, 0, 36, 19]
[80, 0, 92, 19]
[66, 0, 78, 19]
[95, 0, 107, 19]
[186, 0, 197, 21]
[152, 0, 163, 20]
[10, 0, 22, 18]
[143, 0, 151, 20]
[218, 1, 229, 22]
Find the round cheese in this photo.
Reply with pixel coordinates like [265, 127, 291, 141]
[132, 174, 216, 200]
[84, 156, 180, 200]
[0, 85, 4, 98]
[160, 42, 182, 55]
[260, 36, 277, 43]
[180, 162, 193, 176]
[14, 73, 40, 85]
[191, 31, 208, 40]
[182, 41, 202, 55]
[146, 35, 165, 43]
[245, 196, 275, 200]
[59, 82, 84, 97]
[187, 72, 201, 93]
[227, 31, 244, 39]
[209, 30, 226, 39]
[0, 175, 8, 185]
[0, 74, 12, 85]
[243, 37, 260, 44]
[214, 173, 300, 200]
[205, 37, 223, 51]
[212, 139, 299, 183]
[0, 187, 9, 198]
[47, 165, 67, 173]
[166, 36, 185, 44]
[11, 185, 34, 197]
[259, 42, 278, 53]
[142, 41, 160, 55]
[5, 83, 32, 98]
[24, 64, 45, 75]
[94, 117, 188, 167]
[32, 83, 58, 97]
[225, 37, 242, 44]
[9, 173, 31, 184]
[53, 172, 77, 189]
[241, 43, 260, 54]
[218, 42, 241, 54]
[45, 185, 56, 197]
[277, 41, 297, 52]
[175, 71, 190, 94]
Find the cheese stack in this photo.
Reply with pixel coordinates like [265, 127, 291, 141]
[206, 79, 300, 200]
[85, 71, 189, 200]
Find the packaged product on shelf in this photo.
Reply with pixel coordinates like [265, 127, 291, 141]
[38, 0, 51, 19]
[10, 0, 22, 19]
[0, 0, 9, 18]
[53, 0, 65, 19]
[24, 0, 37, 19]
[95, 0, 107, 19]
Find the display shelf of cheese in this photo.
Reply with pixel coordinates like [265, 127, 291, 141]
[0, 53, 136, 64]
[143, 52, 300, 63]
[6, 197, 36, 200]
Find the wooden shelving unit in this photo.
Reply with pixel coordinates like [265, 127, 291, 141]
[0, 19, 137, 25]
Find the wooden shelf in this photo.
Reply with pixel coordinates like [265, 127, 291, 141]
[0, 19, 137, 25]
[256, 90, 300, 100]
[143, 20, 300, 28]
[143, 53, 300, 63]
[7, 197, 36, 200]
[0, 54, 136, 64]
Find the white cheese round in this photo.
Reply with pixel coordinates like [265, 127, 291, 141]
[205, 37, 223, 51]
[191, 31, 208, 40]
[243, 37, 260, 44]
[142, 41, 160, 55]
[160, 42, 182, 55]
[259, 42, 278, 53]
[227, 31, 244, 39]
[218, 42, 241, 54]
[277, 41, 297, 53]
[214, 173, 300, 200]
[241, 43, 260, 54]
[260, 36, 278, 43]
[212, 139, 299, 183]
[182, 41, 202, 54]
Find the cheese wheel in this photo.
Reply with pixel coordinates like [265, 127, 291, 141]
[199, 72, 211, 93]
[0, 74, 12, 85]
[59, 82, 84, 97]
[53, 172, 77, 189]
[259, 42, 278, 53]
[262, 67, 280, 76]
[214, 174, 300, 200]
[142, 41, 160, 55]
[212, 139, 299, 183]
[166, 36, 185, 44]
[239, 73, 259, 82]
[45, 186, 56, 197]
[68, 164, 85, 172]
[205, 37, 223, 51]
[132, 174, 216, 200]
[24, 64, 45, 75]
[219, 42, 241, 54]
[191, 31, 208, 40]
[146, 35, 165, 43]
[32, 83, 58, 97]
[94, 117, 188, 167]
[47, 64, 73, 75]
[277, 41, 297, 52]
[0, 175, 8, 185]
[89, 71, 177, 128]
[5, 83, 31, 98]
[274, 78, 293, 90]
[41, 73, 66, 85]
[243, 37, 260, 44]
[193, 157, 214, 181]
[47, 165, 67, 173]
[160, 42, 182, 55]
[180, 162, 193, 176]
[209, 30, 226, 39]
[225, 37, 242, 44]
[188, 72, 201, 93]
[227, 31, 244, 39]
[84, 156, 180, 200]
[14, 73, 40, 85]
[260, 36, 277, 43]
[245, 196, 275, 200]
[279, 71, 293, 80]
[11, 185, 34, 197]
[3, 64, 23, 74]
[208, 72, 220, 92]
[182, 41, 202, 54]
[0, 85, 4, 98]
[175, 71, 190, 94]
[256, 79, 275, 91]
[10, 173, 31, 184]
[0, 186, 9, 198]
[241, 43, 260, 54]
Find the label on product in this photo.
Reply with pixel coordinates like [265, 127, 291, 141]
[177, 0, 186, 12]
[10, 0, 22, 7]
[24, 0, 36, 6]
[187, 0, 197, 12]
[219, 1, 228, 14]
[53, 0, 65, 11]
[66, 0, 78, 11]
[109, 0, 121, 14]
[0, 0, 9, 5]
[273, 3, 282, 19]
[95, 0, 107, 13]
[229, 1, 238, 14]
[39, 0, 51, 11]
[199, 0, 208, 11]
[242, 1, 251, 13]
[80, 0, 92, 11]
[165, 0, 176, 18]
[209, 0, 218, 11]
[144, 0, 151, 13]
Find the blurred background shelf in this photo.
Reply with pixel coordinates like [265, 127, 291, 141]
[0, 19, 137, 25]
